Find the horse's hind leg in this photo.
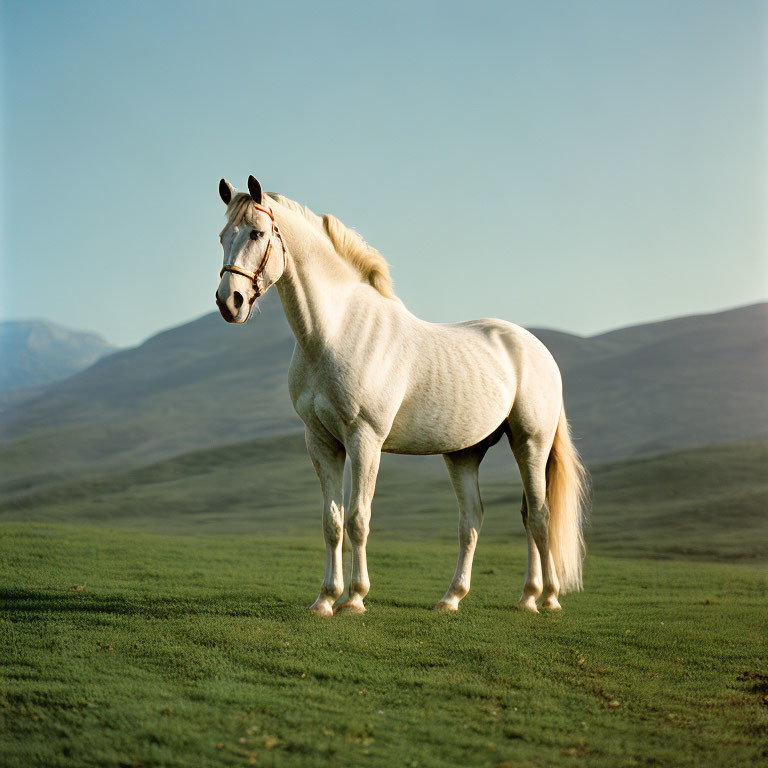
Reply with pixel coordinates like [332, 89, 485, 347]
[519, 496, 543, 612]
[513, 437, 561, 611]
[437, 443, 488, 612]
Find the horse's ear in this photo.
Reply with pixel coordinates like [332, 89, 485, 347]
[247, 175, 263, 205]
[219, 179, 233, 205]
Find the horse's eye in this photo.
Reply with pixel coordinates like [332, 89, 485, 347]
[250, 230, 263, 241]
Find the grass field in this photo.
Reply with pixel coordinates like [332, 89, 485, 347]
[2, 523, 767, 768]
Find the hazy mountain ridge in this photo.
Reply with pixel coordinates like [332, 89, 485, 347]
[1, 299, 765, 492]
[544, 303, 768, 459]
[0, 320, 115, 398]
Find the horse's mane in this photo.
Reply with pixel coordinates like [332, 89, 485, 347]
[223, 192, 396, 300]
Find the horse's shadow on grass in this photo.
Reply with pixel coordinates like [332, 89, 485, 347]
[0, 587, 297, 620]
[1, 587, 137, 615]
[2, 588, 537, 622]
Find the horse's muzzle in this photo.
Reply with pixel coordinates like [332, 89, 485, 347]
[216, 291, 254, 324]
[216, 293, 236, 323]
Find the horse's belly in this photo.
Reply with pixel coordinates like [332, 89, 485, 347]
[382, 365, 515, 455]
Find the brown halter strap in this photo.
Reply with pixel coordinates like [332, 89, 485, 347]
[219, 203, 288, 297]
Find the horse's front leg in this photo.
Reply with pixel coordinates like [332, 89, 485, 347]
[306, 427, 346, 617]
[334, 428, 382, 615]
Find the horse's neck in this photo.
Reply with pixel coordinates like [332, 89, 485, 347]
[273, 210, 358, 354]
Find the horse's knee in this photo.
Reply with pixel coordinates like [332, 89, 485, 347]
[346, 511, 370, 546]
[323, 501, 344, 547]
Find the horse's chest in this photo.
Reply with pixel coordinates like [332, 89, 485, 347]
[289, 355, 370, 442]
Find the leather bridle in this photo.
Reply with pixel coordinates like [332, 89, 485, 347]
[219, 203, 288, 298]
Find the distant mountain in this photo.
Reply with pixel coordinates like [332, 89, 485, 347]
[1, 298, 766, 493]
[531, 302, 768, 461]
[0, 320, 115, 397]
[0, 293, 298, 491]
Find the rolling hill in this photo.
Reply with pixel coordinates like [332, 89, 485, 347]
[1, 429, 766, 562]
[1, 299, 766, 494]
[0, 293, 297, 492]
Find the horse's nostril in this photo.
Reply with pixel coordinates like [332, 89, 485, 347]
[233, 291, 244, 311]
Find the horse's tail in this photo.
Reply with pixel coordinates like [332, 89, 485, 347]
[546, 405, 589, 593]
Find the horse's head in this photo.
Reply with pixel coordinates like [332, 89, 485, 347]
[215, 175, 287, 323]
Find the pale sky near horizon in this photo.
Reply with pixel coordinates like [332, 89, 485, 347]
[2, 0, 766, 347]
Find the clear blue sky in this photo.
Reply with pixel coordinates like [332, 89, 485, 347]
[2, 0, 766, 346]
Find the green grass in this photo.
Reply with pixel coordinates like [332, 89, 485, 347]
[2, 440, 767, 764]
[2, 523, 767, 768]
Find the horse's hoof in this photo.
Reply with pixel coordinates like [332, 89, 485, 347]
[435, 600, 458, 612]
[309, 600, 334, 617]
[333, 601, 366, 615]
[541, 597, 562, 611]
[516, 597, 539, 613]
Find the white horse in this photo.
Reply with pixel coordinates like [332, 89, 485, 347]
[215, 176, 588, 616]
